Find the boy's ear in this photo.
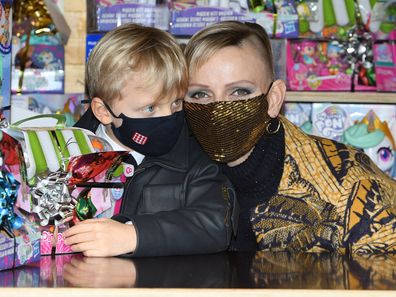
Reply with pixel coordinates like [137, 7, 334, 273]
[267, 80, 286, 118]
[91, 97, 112, 125]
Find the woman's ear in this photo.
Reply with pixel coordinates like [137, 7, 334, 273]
[267, 80, 286, 118]
[91, 97, 112, 125]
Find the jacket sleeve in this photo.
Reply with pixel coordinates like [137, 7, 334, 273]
[113, 163, 237, 257]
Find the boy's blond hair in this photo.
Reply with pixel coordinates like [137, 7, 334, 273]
[86, 23, 188, 103]
[184, 21, 274, 81]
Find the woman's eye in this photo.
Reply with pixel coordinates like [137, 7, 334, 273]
[189, 91, 208, 100]
[231, 88, 252, 96]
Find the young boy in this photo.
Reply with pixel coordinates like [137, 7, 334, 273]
[63, 23, 236, 257]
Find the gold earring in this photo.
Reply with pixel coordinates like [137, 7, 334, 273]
[265, 117, 281, 135]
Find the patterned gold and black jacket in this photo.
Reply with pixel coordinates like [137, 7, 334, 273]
[251, 116, 396, 254]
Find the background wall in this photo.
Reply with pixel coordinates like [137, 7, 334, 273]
[64, 0, 86, 93]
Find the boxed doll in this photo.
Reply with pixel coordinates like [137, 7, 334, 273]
[287, 38, 376, 91]
[287, 39, 351, 91]
[1, 115, 131, 255]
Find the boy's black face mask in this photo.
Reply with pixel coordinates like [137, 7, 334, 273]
[103, 102, 184, 157]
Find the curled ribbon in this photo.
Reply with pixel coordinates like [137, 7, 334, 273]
[31, 171, 76, 226]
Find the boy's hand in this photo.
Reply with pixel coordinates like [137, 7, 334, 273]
[63, 218, 137, 257]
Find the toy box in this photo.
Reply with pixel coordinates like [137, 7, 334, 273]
[11, 44, 65, 94]
[374, 42, 396, 92]
[169, 0, 254, 36]
[1, 115, 131, 255]
[87, 0, 169, 33]
[11, 93, 85, 126]
[287, 39, 351, 91]
[312, 103, 396, 178]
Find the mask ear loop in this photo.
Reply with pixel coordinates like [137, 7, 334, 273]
[101, 101, 122, 119]
[82, 98, 121, 120]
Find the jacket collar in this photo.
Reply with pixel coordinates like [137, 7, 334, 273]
[141, 120, 190, 172]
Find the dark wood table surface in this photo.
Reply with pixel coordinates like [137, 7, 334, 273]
[1, 251, 396, 296]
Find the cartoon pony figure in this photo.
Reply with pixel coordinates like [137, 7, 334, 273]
[343, 110, 396, 177]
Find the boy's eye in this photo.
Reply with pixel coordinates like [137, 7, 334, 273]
[143, 105, 154, 113]
[231, 88, 252, 97]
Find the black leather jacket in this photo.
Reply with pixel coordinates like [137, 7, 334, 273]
[75, 109, 237, 257]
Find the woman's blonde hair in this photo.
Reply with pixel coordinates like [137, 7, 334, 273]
[86, 23, 188, 103]
[184, 21, 274, 80]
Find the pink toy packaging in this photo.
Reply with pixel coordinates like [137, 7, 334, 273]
[374, 42, 396, 92]
[287, 39, 351, 91]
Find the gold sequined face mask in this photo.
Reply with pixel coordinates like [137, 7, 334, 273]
[184, 93, 271, 163]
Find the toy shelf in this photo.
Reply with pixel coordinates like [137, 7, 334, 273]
[286, 92, 396, 104]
